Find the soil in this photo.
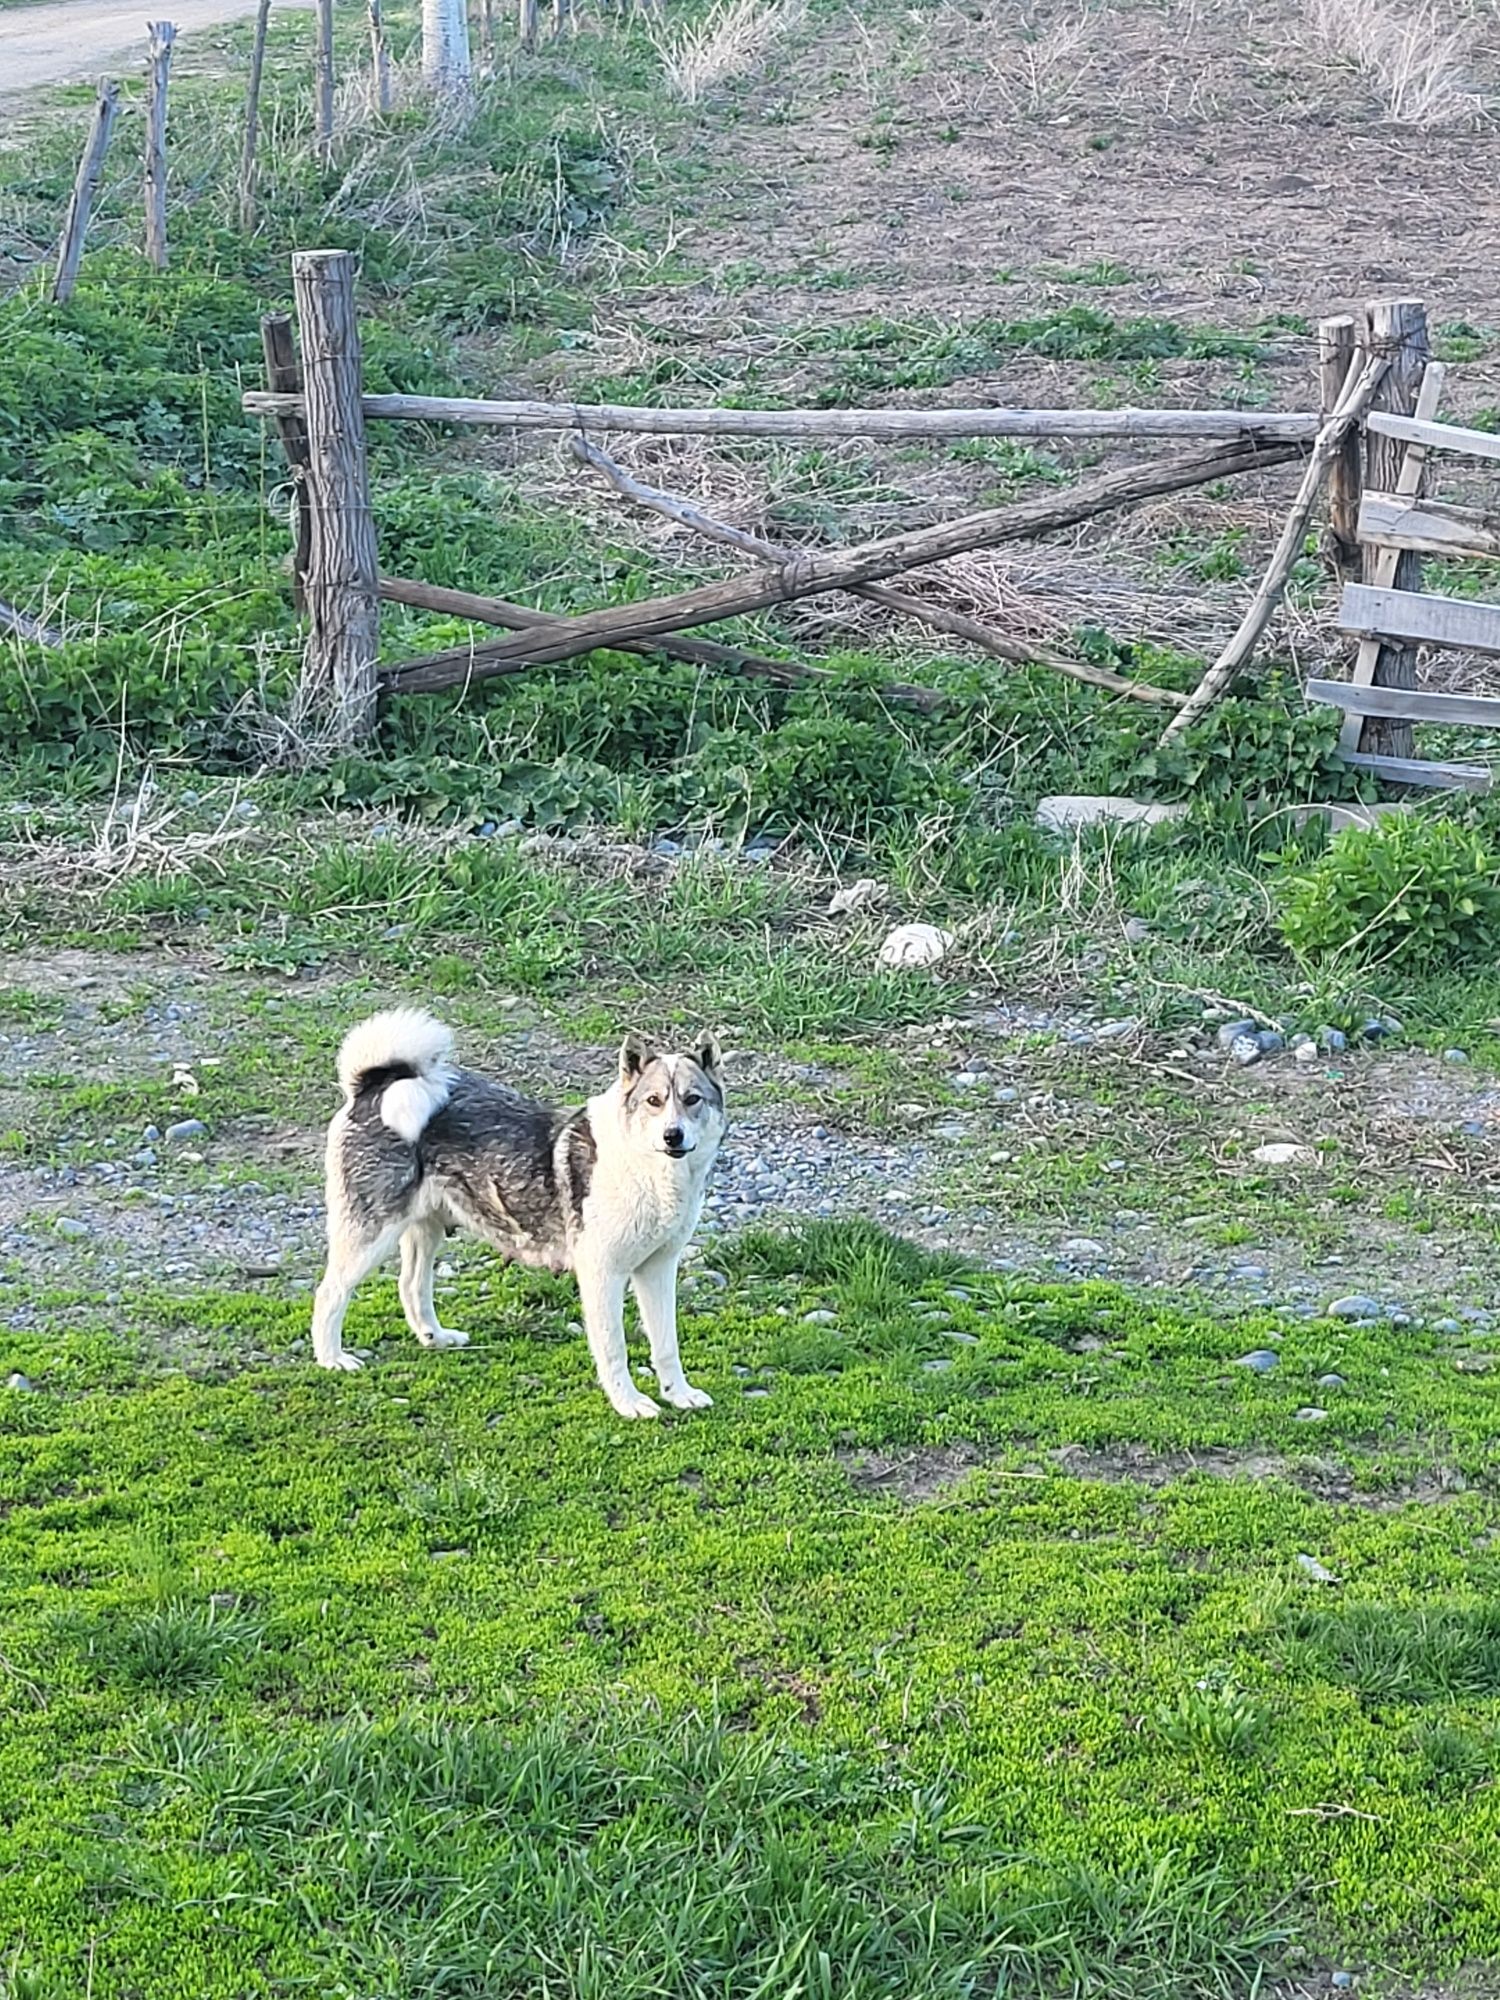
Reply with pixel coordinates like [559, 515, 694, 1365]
[0, 0, 307, 95]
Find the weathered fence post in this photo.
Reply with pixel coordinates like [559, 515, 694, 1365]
[1349, 298, 1430, 762]
[368, 0, 393, 110]
[1317, 314, 1362, 586]
[239, 0, 273, 232]
[144, 22, 176, 270]
[316, 0, 336, 157]
[52, 77, 119, 304]
[291, 251, 380, 746]
[519, 0, 539, 53]
[552, 0, 571, 36]
[260, 313, 313, 613]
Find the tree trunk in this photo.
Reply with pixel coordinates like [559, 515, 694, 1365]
[423, 0, 472, 92]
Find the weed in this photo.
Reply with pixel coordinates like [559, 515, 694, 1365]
[1279, 814, 1500, 972]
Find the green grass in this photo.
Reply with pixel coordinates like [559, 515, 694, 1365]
[5, 1224, 1500, 1994]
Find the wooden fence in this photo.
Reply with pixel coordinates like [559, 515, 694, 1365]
[246, 255, 1476, 782]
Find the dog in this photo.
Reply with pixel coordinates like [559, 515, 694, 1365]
[309, 1010, 725, 1418]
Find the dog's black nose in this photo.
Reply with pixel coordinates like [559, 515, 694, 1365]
[663, 1126, 685, 1152]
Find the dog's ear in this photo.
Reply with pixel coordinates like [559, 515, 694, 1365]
[695, 1032, 724, 1082]
[619, 1031, 658, 1083]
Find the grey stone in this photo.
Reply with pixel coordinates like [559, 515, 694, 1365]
[1061, 1238, 1107, 1260]
[1327, 1295, 1382, 1321]
[166, 1119, 206, 1143]
[1317, 1374, 1346, 1389]
[1256, 1029, 1285, 1056]
[1294, 1407, 1328, 1422]
[1317, 1027, 1347, 1055]
[922, 1357, 953, 1372]
[1231, 1034, 1263, 1067]
[1236, 1349, 1280, 1373]
[1433, 1318, 1462, 1335]
[53, 1217, 89, 1240]
[143, 1124, 161, 1142]
[801, 1309, 838, 1324]
[6, 1372, 33, 1391]
[1216, 1019, 1259, 1051]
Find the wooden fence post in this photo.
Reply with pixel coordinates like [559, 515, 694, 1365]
[144, 23, 176, 270]
[52, 78, 119, 305]
[519, 0, 539, 52]
[260, 313, 313, 613]
[291, 251, 380, 746]
[1317, 314, 1362, 586]
[1352, 298, 1430, 762]
[239, 0, 273, 233]
[368, 0, 393, 110]
[316, 0, 336, 158]
[552, 0, 571, 35]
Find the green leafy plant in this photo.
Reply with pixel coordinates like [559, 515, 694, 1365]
[1279, 814, 1500, 970]
[1157, 1678, 1268, 1759]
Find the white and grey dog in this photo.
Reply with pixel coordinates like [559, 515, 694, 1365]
[310, 1010, 725, 1418]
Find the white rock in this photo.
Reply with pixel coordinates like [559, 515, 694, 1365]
[878, 923, 955, 969]
[1035, 795, 1188, 834]
[1251, 1143, 1317, 1167]
[828, 877, 881, 916]
[1296, 1553, 1340, 1585]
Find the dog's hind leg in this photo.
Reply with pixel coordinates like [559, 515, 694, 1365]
[632, 1248, 712, 1411]
[575, 1256, 659, 1419]
[398, 1214, 470, 1351]
[311, 1217, 405, 1371]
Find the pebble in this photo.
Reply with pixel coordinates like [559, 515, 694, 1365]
[1236, 1349, 1279, 1372]
[1123, 917, 1151, 945]
[1060, 1237, 1107, 1260]
[1361, 1017, 1397, 1045]
[1331, 1974, 1356, 1991]
[922, 1357, 953, 1372]
[1294, 1407, 1328, 1423]
[1327, 1294, 1382, 1321]
[1230, 1034, 1263, 1067]
[1293, 1041, 1319, 1066]
[1317, 1373, 1346, 1389]
[1433, 1318, 1462, 1335]
[1317, 1027, 1347, 1055]
[166, 1119, 206, 1143]
[1256, 1030, 1285, 1056]
[6, 1372, 33, 1391]
[802, 1309, 838, 1324]
[1445, 1049, 1470, 1065]
[143, 1124, 161, 1143]
[1094, 1018, 1139, 1040]
[53, 1217, 89, 1240]
[743, 1387, 771, 1399]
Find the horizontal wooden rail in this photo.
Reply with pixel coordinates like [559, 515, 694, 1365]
[242, 389, 1321, 442]
[1358, 491, 1500, 561]
[1340, 750, 1492, 792]
[1308, 676, 1500, 728]
[1366, 410, 1500, 462]
[1338, 582, 1500, 659]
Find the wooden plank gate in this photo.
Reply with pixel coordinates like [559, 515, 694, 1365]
[1307, 373, 1500, 795]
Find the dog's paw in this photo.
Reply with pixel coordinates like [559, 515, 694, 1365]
[318, 1350, 365, 1373]
[608, 1384, 661, 1420]
[662, 1380, 714, 1411]
[421, 1327, 470, 1351]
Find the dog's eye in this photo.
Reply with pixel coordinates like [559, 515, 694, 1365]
[646, 1093, 665, 1109]
[681, 1092, 701, 1108]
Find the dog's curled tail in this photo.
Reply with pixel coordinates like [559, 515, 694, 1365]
[336, 1009, 455, 1145]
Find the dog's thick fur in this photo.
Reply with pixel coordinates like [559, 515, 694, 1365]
[310, 1011, 725, 1418]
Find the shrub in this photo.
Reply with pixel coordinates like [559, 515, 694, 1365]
[1278, 813, 1500, 970]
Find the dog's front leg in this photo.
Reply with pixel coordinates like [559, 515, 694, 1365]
[575, 1256, 659, 1419]
[632, 1248, 712, 1411]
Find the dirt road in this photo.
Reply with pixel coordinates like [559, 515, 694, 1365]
[0, 0, 304, 92]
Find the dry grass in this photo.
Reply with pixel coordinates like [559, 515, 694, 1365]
[647, 0, 806, 103]
[1303, 0, 1489, 124]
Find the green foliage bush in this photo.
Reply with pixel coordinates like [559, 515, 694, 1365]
[1279, 813, 1500, 970]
